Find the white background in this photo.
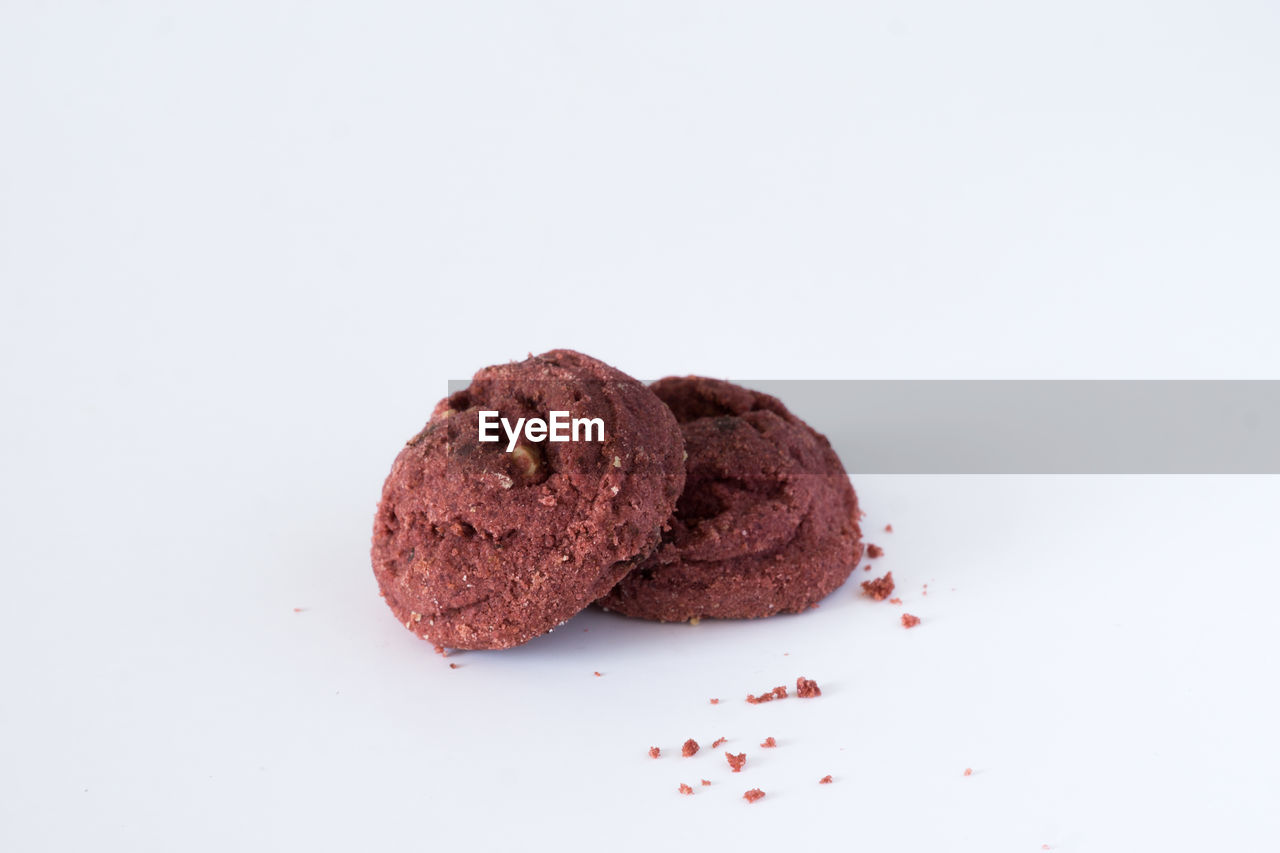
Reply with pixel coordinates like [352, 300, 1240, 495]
[2, 2, 1278, 851]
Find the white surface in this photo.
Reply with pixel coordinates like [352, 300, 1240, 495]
[3, 2, 1280, 851]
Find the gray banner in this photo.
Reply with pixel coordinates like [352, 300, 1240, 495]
[445, 380, 1280, 474]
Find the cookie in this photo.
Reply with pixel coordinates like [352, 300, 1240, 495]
[371, 350, 685, 649]
[596, 377, 862, 621]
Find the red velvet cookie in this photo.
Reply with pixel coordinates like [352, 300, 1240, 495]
[597, 377, 862, 621]
[372, 350, 685, 649]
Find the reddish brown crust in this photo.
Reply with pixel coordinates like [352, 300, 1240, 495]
[796, 677, 821, 698]
[742, 788, 765, 803]
[701, 779, 711, 786]
[648, 747, 660, 758]
[866, 543, 884, 558]
[711, 737, 727, 749]
[371, 350, 685, 650]
[819, 775, 833, 784]
[760, 737, 777, 748]
[727, 753, 746, 773]
[682, 739, 700, 757]
[596, 377, 863, 621]
[902, 613, 921, 628]
[861, 572, 895, 601]
[678, 783, 694, 795]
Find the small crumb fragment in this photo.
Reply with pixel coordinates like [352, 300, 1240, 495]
[819, 775, 833, 784]
[292, 607, 305, 613]
[648, 747, 660, 759]
[742, 788, 765, 803]
[746, 685, 788, 704]
[593, 671, 602, 677]
[682, 739, 700, 757]
[760, 737, 777, 748]
[884, 524, 893, 532]
[678, 783, 693, 795]
[861, 571, 895, 601]
[433, 645, 447, 657]
[866, 543, 884, 558]
[796, 677, 821, 698]
[902, 613, 921, 628]
[689, 616, 701, 626]
[864, 564, 871, 571]
[701, 779, 711, 786]
[889, 597, 902, 605]
[726, 753, 746, 773]
[711, 737, 727, 749]
[709, 698, 720, 705]
[964, 768, 973, 776]
[448, 662, 458, 669]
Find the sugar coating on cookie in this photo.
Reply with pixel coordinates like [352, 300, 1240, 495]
[371, 350, 685, 650]
[597, 377, 862, 622]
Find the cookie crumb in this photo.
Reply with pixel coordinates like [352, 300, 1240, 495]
[889, 597, 902, 605]
[292, 607, 305, 613]
[796, 676, 821, 698]
[448, 662, 458, 669]
[682, 739, 700, 757]
[648, 747, 660, 759]
[709, 698, 719, 705]
[771, 685, 787, 699]
[593, 671, 602, 677]
[760, 737, 777, 748]
[860, 571, 895, 601]
[884, 524, 893, 532]
[819, 775, 833, 784]
[864, 564, 872, 571]
[866, 543, 885, 558]
[727, 753, 746, 773]
[678, 783, 693, 795]
[701, 779, 711, 786]
[963, 768, 973, 776]
[689, 616, 701, 626]
[711, 737, 727, 749]
[742, 788, 765, 803]
[433, 645, 447, 657]
[901, 613, 921, 628]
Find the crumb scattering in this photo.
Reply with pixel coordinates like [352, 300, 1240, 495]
[819, 775, 833, 784]
[760, 737, 777, 748]
[682, 739, 700, 757]
[866, 543, 884, 558]
[648, 747, 660, 759]
[746, 685, 787, 704]
[796, 676, 821, 698]
[861, 571, 895, 601]
[711, 737, 727, 749]
[901, 613, 921, 628]
[678, 783, 694, 795]
[742, 788, 765, 803]
[727, 753, 747, 773]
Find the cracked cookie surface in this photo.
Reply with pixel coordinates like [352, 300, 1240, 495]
[372, 350, 685, 649]
[597, 377, 862, 622]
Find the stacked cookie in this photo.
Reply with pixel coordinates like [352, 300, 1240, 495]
[371, 350, 864, 650]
